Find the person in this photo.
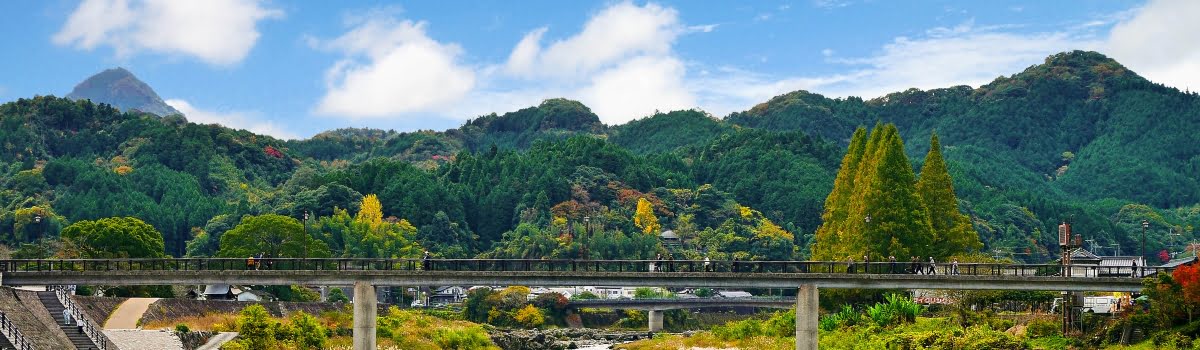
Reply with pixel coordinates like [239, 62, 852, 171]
[732, 256, 740, 273]
[246, 255, 256, 270]
[704, 256, 711, 272]
[888, 256, 897, 274]
[910, 256, 920, 275]
[927, 257, 937, 275]
[63, 308, 71, 325]
[862, 255, 870, 273]
[255, 252, 264, 270]
[1131, 261, 1138, 278]
[847, 257, 857, 274]
[422, 251, 431, 271]
[951, 259, 960, 275]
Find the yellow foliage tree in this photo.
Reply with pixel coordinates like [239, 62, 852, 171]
[514, 304, 545, 328]
[633, 197, 660, 235]
[356, 194, 383, 228]
[114, 165, 133, 175]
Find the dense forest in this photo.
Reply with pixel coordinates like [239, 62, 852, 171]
[1, 50, 1198, 264]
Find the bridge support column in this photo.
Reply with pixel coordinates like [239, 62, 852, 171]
[353, 281, 377, 350]
[648, 310, 664, 332]
[796, 284, 818, 350]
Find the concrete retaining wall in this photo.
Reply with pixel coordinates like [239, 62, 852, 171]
[0, 288, 74, 349]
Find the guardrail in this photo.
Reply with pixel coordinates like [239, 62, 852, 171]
[0, 312, 34, 350]
[0, 258, 1171, 278]
[49, 285, 116, 350]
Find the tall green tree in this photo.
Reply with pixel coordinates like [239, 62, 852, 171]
[60, 217, 165, 258]
[858, 127, 934, 259]
[917, 132, 982, 257]
[812, 127, 867, 260]
[217, 214, 330, 259]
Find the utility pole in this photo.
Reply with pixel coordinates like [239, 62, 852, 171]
[1141, 220, 1149, 260]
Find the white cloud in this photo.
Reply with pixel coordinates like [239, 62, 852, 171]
[819, 27, 1096, 98]
[503, 2, 682, 79]
[53, 0, 282, 66]
[1106, 0, 1200, 91]
[580, 56, 694, 122]
[313, 16, 475, 119]
[166, 99, 298, 140]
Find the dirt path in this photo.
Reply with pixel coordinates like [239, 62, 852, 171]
[104, 297, 160, 329]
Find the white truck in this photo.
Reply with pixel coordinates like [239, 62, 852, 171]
[1051, 296, 1123, 314]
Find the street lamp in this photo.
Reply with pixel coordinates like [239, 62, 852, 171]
[33, 215, 42, 240]
[1142, 220, 1149, 259]
[302, 211, 310, 260]
[582, 216, 590, 260]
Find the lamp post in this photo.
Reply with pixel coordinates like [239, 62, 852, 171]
[1142, 220, 1149, 259]
[33, 215, 42, 240]
[302, 211, 310, 260]
[582, 216, 590, 260]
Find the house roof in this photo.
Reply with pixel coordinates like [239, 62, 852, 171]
[660, 230, 679, 239]
[1161, 256, 1199, 268]
[1069, 248, 1101, 260]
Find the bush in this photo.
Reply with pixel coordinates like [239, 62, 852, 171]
[289, 311, 327, 349]
[328, 288, 349, 303]
[1025, 319, 1061, 338]
[514, 305, 545, 328]
[174, 324, 190, 334]
[712, 311, 795, 340]
[234, 305, 276, 349]
[433, 327, 495, 349]
[820, 305, 865, 331]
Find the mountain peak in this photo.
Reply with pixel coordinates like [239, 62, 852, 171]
[67, 67, 181, 117]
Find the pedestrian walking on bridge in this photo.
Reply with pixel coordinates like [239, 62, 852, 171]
[927, 257, 937, 275]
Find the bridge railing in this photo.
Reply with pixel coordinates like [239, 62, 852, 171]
[0, 258, 1172, 278]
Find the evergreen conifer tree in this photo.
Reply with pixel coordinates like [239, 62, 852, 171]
[812, 127, 867, 259]
[917, 132, 982, 257]
[859, 127, 934, 259]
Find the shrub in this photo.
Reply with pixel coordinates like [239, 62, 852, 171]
[820, 305, 864, 331]
[174, 324, 190, 334]
[433, 327, 494, 349]
[289, 311, 327, 349]
[328, 288, 349, 303]
[234, 305, 276, 349]
[1025, 319, 1061, 338]
[514, 305, 545, 328]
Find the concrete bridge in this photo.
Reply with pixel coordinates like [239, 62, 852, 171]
[568, 297, 796, 332]
[0, 258, 1168, 350]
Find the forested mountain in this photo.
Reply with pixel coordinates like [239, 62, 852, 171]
[1, 50, 1197, 263]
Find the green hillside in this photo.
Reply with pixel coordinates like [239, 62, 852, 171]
[1, 50, 1197, 263]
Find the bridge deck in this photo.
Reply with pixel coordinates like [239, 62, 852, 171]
[0, 258, 1160, 292]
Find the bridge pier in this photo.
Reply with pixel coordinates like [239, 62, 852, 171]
[648, 310, 664, 332]
[353, 281, 377, 350]
[796, 284, 818, 350]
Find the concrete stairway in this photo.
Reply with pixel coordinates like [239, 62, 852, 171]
[36, 292, 99, 350]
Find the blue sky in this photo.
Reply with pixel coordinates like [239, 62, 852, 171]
[1, 0, 1197, 139]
